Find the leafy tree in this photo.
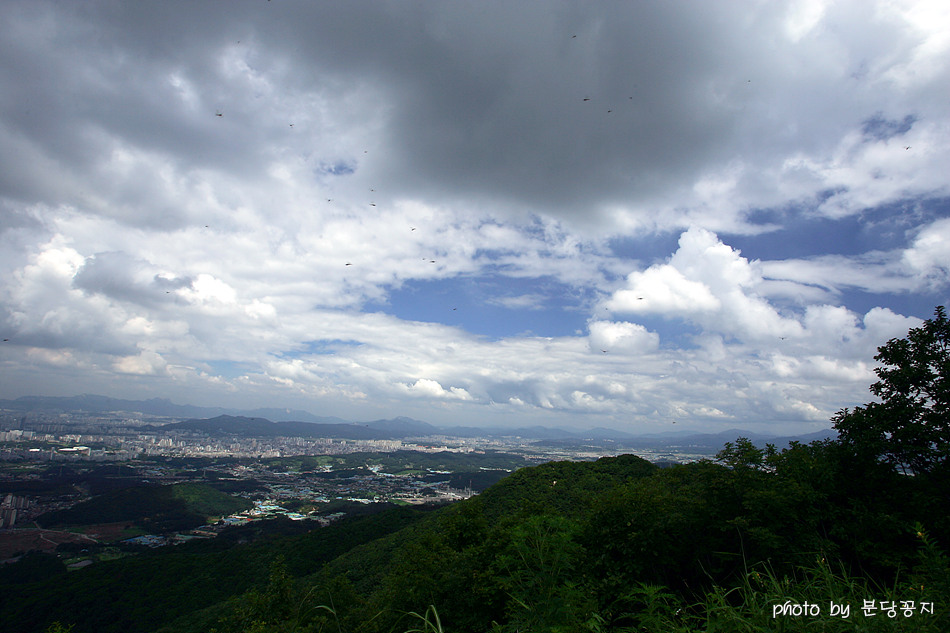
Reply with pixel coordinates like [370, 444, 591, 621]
[715, 437, 774, 471]
[211, 556, 340, 633]
[833, 306, 950, 475]
[489, 514, 593, 632]
[581, 461, 746, 600]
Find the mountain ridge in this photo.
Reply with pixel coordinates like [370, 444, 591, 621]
[0, 394, 835, 445]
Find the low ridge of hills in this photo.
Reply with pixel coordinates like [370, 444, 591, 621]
[0, 394, 329, 424]
[157, 415, 398, 441]
[0, 394, 834, 446]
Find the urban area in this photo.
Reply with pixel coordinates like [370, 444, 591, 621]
[1, 403, 717, 569]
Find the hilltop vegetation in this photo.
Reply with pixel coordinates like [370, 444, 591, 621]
[170, 441, 945, 633]
[8, 442, 946, 633]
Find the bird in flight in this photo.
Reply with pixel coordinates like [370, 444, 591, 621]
[215, 110, 223, 117]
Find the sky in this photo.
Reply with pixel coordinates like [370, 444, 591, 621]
[1, 0, 949, 434]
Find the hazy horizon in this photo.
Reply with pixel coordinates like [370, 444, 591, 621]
[0, 391, 837, 438]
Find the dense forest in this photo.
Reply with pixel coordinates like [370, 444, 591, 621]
[35, 482, 253, 533]
[2, 308, 949, 632]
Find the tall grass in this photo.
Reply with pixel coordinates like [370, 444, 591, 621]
[404, 606, 445, 633]
[181, 526, 948, 633]
[425, 528, 948, 633]
[628, 526, 949, 633]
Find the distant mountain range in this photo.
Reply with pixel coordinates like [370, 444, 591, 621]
[0, 394, 334, 424]
[0, 394, 835, 447]
[156, 415, 399, 441]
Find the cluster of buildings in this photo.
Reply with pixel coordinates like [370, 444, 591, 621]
[0, 413, 474, 462]
[0, 494, 30, 528]
[0, 430, 35, 442]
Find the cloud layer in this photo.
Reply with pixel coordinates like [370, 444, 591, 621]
[1, 1, 949, 432]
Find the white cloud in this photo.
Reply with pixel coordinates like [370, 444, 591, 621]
[182, 274, 238, 308]
[588, 321, 659, 354]
[486, 294, 547, 310]
[754, 216, 950, 296]
[605, 228, 801, 341]
[407, 378, 473, 401]
[903, 217, 950, 283]
[113, 351, 167, 376]
[608, 266, 720, 315]
[785, 0, 830, 42]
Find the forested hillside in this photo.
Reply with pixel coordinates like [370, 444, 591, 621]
[36, 482, 253, 533]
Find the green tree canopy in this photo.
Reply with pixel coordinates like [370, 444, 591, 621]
[833, 305, 950, 475]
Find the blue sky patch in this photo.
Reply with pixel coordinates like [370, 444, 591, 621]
[725, 196, 950, 261]
[607, 232, 683, 266]
[861, 113, 917, 141]
[291, 339, 364, 356]
[318, 161, 356, 177]
[367, 274, 595, 339]
[206, 360, 254, 379]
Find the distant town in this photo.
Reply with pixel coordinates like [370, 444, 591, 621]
[0, 407, 717, 464]
[0, 395, 833, 568]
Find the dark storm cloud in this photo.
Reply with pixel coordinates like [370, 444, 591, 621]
[2, 0, 884, 229]
[0, 1, 324, 224]
[247, 1, 751, 214]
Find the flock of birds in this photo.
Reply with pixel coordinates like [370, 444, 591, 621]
[203, 34, 648, 353]
[210, 110, 440, 271]
[209, 31, 656, 281]
[194, 29, 874, 360]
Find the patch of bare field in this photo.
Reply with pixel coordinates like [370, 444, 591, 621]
[0, 527, 96, 560]
[0, 522, 137, 560]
